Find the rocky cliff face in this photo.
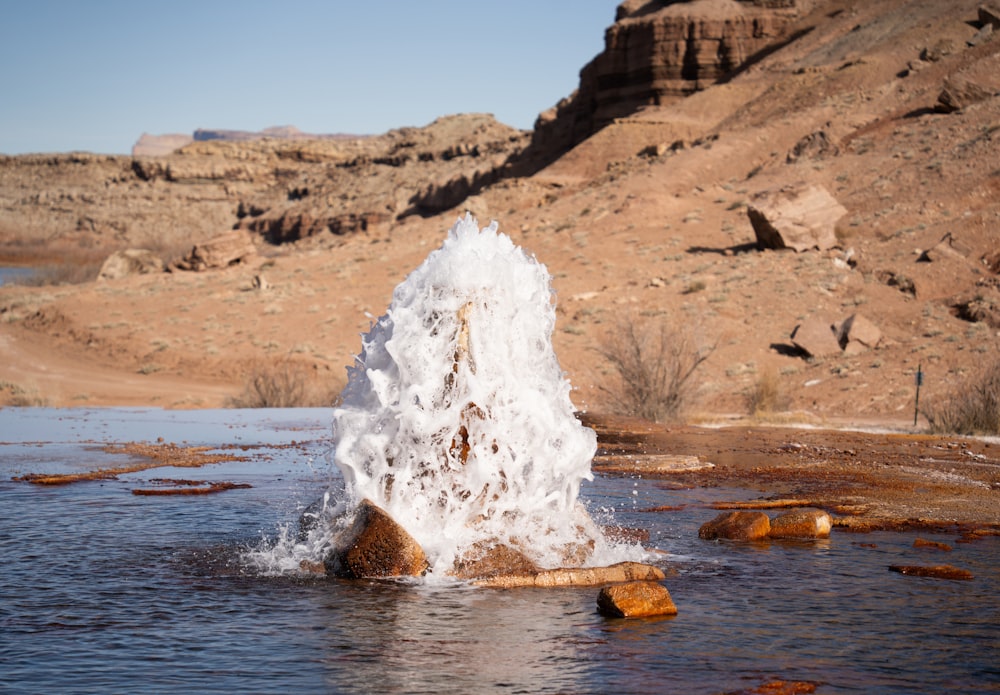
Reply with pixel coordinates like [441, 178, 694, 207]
[1, 114, 527, 256]
[530, 0, 807, 161]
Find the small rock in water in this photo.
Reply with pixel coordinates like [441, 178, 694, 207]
[913, 538, 952, 552]
[888, 564, 973, 580]
[769, 509, 832, 539]
[596, 581, 677, 618]
[699, 511, 771, 541]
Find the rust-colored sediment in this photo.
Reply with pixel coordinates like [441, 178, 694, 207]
[12, 441, 249, 485]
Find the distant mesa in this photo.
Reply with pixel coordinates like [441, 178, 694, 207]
[131, 126, 366, 157]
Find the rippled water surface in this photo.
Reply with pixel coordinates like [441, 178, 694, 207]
[1, 408, 998, 694]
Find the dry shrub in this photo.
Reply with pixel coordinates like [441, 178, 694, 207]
[597, 315, 715, 423]
[746, 368, 789, 417]
[923, 361, 1000, 434]
[227, 358, 341, 408]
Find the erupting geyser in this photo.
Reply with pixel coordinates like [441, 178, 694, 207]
[258, 215, 649, 581]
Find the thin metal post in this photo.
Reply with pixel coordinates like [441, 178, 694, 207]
[914, 363, 923, 427]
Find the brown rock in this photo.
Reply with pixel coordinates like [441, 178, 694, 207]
[888, 564, 973, 580]
[324, 499, 429, 579]
[748, 184, 846, 252]
[473, 561, 665, 588]
[699, 511, 771, 541]
[597, 581, 678, 618]
[175, 230, 257, 271]
[981, 3, 1000, 29]
[790, 316, 841, 358]
[936, 52, 1000, 112]
[451, 542, 540, 580]
[769, 509, 832, 539]
[97, 249, 165, 281]
[836, 313, 882, 352]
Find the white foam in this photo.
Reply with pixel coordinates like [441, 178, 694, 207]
[248, 215, 644, 578]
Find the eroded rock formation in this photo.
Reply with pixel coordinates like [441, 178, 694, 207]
[529, 0, 808, 161]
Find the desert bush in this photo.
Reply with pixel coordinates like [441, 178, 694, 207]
[923, 361, 1000, 434]
[227, 358, 341, 408]
[745, 368, 789, 417]
[597, 315, 715, 423]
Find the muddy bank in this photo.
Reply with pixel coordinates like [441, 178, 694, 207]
[585, 413, 1000, 533]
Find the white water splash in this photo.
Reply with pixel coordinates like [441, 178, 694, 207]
[249, 215, 643, 578]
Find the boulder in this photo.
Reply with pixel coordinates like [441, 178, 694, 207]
[748, 184, 846, 252]
[768, 509, 832, 539]
[97, 249, 165, 281]
[473, 561, 665, 588]
[324, 499, 429, 579]
[699, 511, 771, 541]
[790, 316, 841, 358]
[836, 314, 882, 354]
[597, 581, 678, 618]
[174, 230, 257, 271]
[936, 52, 1000, 112]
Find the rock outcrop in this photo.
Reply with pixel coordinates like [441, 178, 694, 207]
[529, 0, 807, 162]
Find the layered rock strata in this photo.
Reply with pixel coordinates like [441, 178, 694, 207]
[530, 0, 807, 161]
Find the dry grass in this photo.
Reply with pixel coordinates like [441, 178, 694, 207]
[746, 368, 790, 417]
[597, 315, 715, 423]
[923, 361, 1000, 435]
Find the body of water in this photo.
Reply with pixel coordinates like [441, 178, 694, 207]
[1, 408, 997, 694]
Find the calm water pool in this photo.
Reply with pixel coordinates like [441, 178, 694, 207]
[1, 408, 997, 694]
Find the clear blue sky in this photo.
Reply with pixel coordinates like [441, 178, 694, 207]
[0, 1, 617, 155]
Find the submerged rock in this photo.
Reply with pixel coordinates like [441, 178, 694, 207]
[888, 564, 973, 580]
[324, 499, 429, 579]
[597, 581, 678, 619]
[699, 511, 771, 541]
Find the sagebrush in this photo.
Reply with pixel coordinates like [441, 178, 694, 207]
[597, 316, 714, 423]
[923, 361, 1000, 434]
[227, 359, 340, 408]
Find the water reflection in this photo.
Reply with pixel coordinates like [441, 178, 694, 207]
[314, 582, 594, 693]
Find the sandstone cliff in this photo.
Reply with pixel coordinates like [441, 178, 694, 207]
[529, 0, 807, 163]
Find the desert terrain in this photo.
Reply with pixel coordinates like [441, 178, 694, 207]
[1, 0, 999, 529]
